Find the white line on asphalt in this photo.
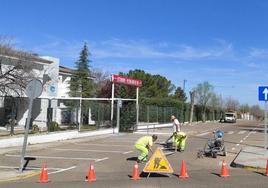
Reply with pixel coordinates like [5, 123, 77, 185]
[95, 157, 109, 162]
[227, 131, 234, 135]
[0, 165, 62, 170]
[74, 143, 132, 147]
[238, 131, 247, 134]
[5, 154, 102, 161]
[48, 166, 76, 175]
[236, 144, 240, 146]
[54, 148, 131, 154]
[134, 132, 171, 135]
[123, 151, 133, 155]
[196, 132, 210, 136]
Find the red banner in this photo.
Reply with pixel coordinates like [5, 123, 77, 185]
[112, 75, 142, 87]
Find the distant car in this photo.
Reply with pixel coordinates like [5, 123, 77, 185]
[224, 112, 236, 123]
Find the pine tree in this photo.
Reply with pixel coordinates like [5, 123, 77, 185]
[69, 43, 93, 98]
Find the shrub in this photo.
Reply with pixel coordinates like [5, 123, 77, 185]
[48, 121, 60, 132]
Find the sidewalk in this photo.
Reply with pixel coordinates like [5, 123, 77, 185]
[231, 146, 268, 169]
[0, 128, 116, 149]
[0, 168, 39, 182]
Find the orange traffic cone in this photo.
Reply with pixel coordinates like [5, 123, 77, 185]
[39, 163, 49, 183]
[179, 160, 189, 179]
[131, 162, 141, 180]
[86, 162, 96, 182]
[221, 160, 230, 177]
[265, 159, 268, 176]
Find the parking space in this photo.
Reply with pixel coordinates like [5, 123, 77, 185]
[0, 120, 267, 186]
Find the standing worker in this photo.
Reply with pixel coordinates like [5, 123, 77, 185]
[135, 135, 158, 163]
[165, 115, 181, 144]
[171, 115, 180, 133]
[172, 131, 187, 152]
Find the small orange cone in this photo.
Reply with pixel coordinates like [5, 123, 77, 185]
[179, 160, 189, 179]
[39, 163, 49, 183]
[131, 162, 141, 180]
[265, 159, 268, 176]
[221, 160, 230, 177]
[86, 162, 96, 182]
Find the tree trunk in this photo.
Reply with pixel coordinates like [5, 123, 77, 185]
[189, 91, 195, 125]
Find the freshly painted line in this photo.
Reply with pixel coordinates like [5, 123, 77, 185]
[0, 165, 62, 170]
[95, 157, 109, 162]
[54, 148, 130, 154]
[48, 166, 76, 175]
[238, 131, 246, 134]
[5, 154, 101, 161]
[196, 132, 210, 136]
[227, 131, 234, 134]
[123, 151, 133, 155]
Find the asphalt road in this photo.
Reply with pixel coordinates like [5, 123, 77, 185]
[0, 120, 267, 188]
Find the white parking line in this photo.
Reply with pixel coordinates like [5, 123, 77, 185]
[48, 166, 76, 175]
[74, 143, 132, 147]
[54, 148, 132, 154]
[96, 157, 109, 162]
[123, 151, 133, 155]
[196, 132, 210, 136]
[238, 131, 246, 134]
[5, 154, 106, 162]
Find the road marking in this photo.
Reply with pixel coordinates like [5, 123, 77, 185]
[196, 132, 210, 136]
[5, 154, 103, 162]
[238, 131, 246, 134]
[54, 148, 131, 154]
[227, 131, 234, 135]
[95, 157, 109, 162]
[0, 165, 62, 170]
[252, 131, 257, 134]
[48, 166, 76, 175]
[236, 144, 240, 146]
[123, 151, 133, 155]
[74, 143, 132, 147]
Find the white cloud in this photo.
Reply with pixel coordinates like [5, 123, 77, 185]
[91, 39, 234, 60]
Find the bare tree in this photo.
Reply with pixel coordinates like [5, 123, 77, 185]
[250, 105, 263, 120]
[0, 37, 37, 135]
[194, 81, 214, 122]
[225, 97, 239, 111]
[0, 37, 35, 97]
[189, 90, 195, 124]
[209, 93, 220, 121]
[91, 68, 110, 97]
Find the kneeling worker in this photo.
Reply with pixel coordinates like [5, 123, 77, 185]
[173, 131, 187, 152]
[135, 135, 158, 163]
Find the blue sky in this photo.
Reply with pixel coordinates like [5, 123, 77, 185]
[1, 0, 268, 105]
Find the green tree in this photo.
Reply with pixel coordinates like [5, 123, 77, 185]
[194, 81, 214, 122]
[173, 87, 187, 102]
[69, 43, 93, 98]
[68, 43, 93, 125]
[117, 69, 175, 98]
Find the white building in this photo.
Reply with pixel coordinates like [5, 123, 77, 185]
[0, 49, 94, 130]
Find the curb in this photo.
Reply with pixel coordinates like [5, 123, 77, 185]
[230, 149, 267, 171]
[0, 170, 39, 183]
